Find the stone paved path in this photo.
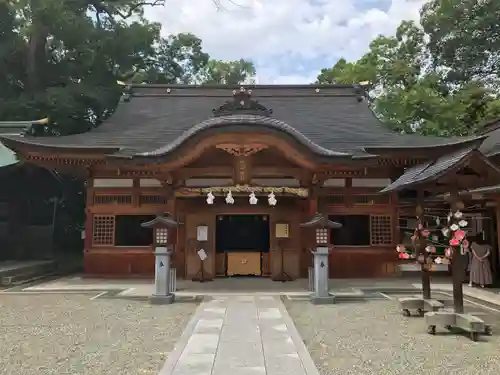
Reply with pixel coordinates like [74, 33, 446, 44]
[158, 295, 319, 375]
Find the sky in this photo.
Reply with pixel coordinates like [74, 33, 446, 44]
[143, 0, 427, 84]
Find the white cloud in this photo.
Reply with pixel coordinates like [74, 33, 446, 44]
[144, 0, 427, 83]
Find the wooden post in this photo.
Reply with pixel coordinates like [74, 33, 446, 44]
[416, 190, 431, 300]
[495, 201, 500, 280]
[84, 177, 94, 252]
[450, 195, 465, 314]
[132, 178, 140, 207]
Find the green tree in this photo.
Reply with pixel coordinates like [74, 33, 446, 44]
[0, 0, 256, 135]
[201, 59, 257, 84]
[420, 0, 500, 85]
[125, 33, 210, 84]
[317, 19, 500, 136]
[1, 0, 166, 134]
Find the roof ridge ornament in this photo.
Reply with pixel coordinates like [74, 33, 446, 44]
[212, 88, 273, 117]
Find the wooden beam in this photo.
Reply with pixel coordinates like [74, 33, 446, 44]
[252, 167, 304, 178]
[177, 167, 233, 179]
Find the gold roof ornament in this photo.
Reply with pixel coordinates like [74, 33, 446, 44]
[116, 80, 127, 86]
[38, 117, 49, 125]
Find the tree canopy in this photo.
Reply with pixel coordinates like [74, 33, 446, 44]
[0, 0, 256, 135]
[317, 0, 500, 136]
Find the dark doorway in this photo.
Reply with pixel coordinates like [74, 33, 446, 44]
[216, 215, 270, 252]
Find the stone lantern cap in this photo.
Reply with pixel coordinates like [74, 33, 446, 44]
[141, 214, 182, 229]
[300, 213, 342, 229]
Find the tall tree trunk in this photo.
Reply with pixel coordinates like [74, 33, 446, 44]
[26, 15, 49, 94]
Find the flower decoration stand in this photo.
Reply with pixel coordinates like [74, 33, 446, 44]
[399, 296, 445, 317]
[424, 309, 492, 341]
[421, 207, 493, 341]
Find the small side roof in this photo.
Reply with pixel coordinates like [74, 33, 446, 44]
[380, 143, 500, 194]
[300, 213, 342, 229]
[141, 214, 182, 228]
[0, 118, 48, 167]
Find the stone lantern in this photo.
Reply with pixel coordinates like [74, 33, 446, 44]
[300, 213, 342, 304]
[141, 214, 182, 305]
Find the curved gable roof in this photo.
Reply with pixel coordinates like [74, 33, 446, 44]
[0, 84, 483, 160]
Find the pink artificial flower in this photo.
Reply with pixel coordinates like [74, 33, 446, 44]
[449, 238, 460, 246]
[421, 229, 430, 237]
[454, 230, 465, 241]
[399, 252, 410, 259]
[396, 245, 406, 252]
[462, 239, 469, 249]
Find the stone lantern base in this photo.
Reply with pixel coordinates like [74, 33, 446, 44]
[149, 294, 175, 305]
[310, 295, 336, 305]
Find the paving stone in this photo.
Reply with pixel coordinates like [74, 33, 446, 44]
[220, 324, 261, 342]
[266, 354, 306, 375]
[258, 307, 282, 319]
[172, 352, 215, 375]
[235, 296, 255, 302]
[193, 318, 224, 333]
[182, 333, 219, 354]
[215, 341, 264, 368]
[203, 307, 226, 314]
[158, 295, 314, 375]
[260, 324, 292, 341]
[262, 337, 297, 356]
[212, 365, 266, 375]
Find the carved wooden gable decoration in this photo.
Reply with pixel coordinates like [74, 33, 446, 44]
[212, 88, 273, 117]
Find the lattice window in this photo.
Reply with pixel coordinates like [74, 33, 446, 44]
[370, 215, 392, 245]
[92, 215, 115, 246]
[139, 195, 168, 205]
[93, 195, 132, 205]
[353, 195, 390, 205]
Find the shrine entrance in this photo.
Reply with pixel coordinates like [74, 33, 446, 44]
[215, 214, 270, 277]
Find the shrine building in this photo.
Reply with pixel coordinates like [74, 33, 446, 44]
[1, 84, 499, 280]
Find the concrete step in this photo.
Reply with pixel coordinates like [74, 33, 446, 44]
[0, 260, 57, 286]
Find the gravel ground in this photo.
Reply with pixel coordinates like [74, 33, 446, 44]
[284, 298, 500, 375]
[0, 294, 198, 375]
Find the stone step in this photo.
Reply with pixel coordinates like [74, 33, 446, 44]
[0, 260, 58, 286]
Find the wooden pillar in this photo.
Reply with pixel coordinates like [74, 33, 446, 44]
[416, 190, 431, 300]
[84, 177, 94, 252]
[132, 178, 140, 207]
[344, 178, 353, 207]
[494, 199, 500, 281]
[450, 195, 465, 313]
[391, 192, 399, 246]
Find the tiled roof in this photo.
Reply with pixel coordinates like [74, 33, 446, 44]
[480, 128, 500, 156]
[0, 85, 481, 159]
[0, 119, 47, 167]
[380, 145, 481, 193]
